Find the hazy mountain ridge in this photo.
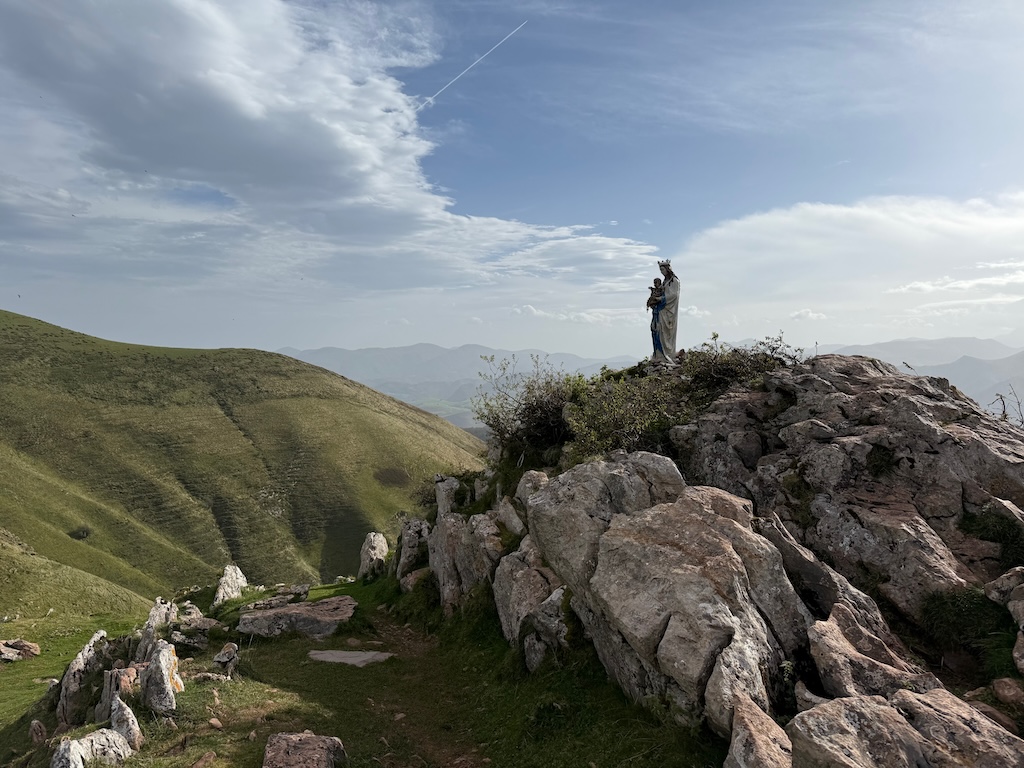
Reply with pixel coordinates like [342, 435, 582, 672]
[279, 343, 636, 427]
[0, 310, 483, 615]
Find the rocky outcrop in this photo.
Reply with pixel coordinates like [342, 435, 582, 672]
[56, 630, 107, 729]
[51, 729, 134, 768]
[94, 667, 140, 722]
[169, 601, 224, 654]
[492, 536, 561, 644]
[140, 640, 184, 715]
[428, 509, 506, 615]
[672, 355, 1024, 623]
[393, 519, 430, 580]
[724, 692, 792, 768]
[212, 564, 248, 608]
[135, 597, 177, 662]
[237, 596, 356, 640]
[262, 730, 347, 768]
[357, 532, 388, 581]
[0, 638, 40, 662]
[109, 694, 143, 751]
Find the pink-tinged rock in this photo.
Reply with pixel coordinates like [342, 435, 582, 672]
[724, 692, 792, 768]
[237, 596, 357, 640]
[262, 730, 348, 767]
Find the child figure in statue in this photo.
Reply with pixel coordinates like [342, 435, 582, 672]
[646, 278, 664, 311]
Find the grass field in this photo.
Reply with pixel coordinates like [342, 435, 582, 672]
[0, 309, 483, 614]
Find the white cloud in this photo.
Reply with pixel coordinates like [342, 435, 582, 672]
[790, 309, 827, 320]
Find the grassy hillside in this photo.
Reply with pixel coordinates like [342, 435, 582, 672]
[0, 310, 483, 613]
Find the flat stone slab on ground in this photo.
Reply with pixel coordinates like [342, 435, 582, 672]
[308, 650, 394, 667]
[237, 596, 358, 640]
[262, 730, 347, 768]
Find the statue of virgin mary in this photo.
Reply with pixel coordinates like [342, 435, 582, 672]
[651, 259, 679, 365]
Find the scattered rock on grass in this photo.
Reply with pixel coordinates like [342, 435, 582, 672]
[262, 730, 347, 768]
[307, 650, 394, 667]
[237, 596, 357, 640]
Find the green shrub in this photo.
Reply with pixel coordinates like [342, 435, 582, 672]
[919, 588, 1018, 680]
[960, 508, 1024, 569]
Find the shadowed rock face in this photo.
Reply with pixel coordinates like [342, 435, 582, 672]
[672, 354, 1024, 621]
[237, 595, 357, 640]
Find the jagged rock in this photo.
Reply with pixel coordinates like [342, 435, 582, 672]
[0, 638, 40, 661]
[135, 597, 178, 662]
[95, 667, 139, 722]
[110, 694, 144, 750]
[674, 354, 1024, 625]
[515, 470, 549, 516]
[237, 596, 356, 640]
[428, 510, 505, 615]
[56, 630, 107, 728]
[399, 567, 430, 594]
[807, 603, 940, 699]
[793, 681, 829, 713]
[262, 730, 348, 767]
[170, 603, 223, 655]
[892, 687, 1024, 763]
[394, 519, 430, 580]
[212, 564, 248, 608]
[140, 640, 184, 715]
[357, 532, 389, 581]
[50, 728, 134, 768]
[527, 450, 687, 597]
[243, 595, 296, 612]
[724, 692, 792, 768]
[985, 566, 1024, 605]
[492, 536, 561, 644]
[787, 695, 930, 767]
[970, 701, 1020, 735]
[29, 719, 46, 745]
[494, 496, 526, 538]
[212, 643, 239, 676]
[1015, 632, 1024, 676]
[434, 475, 461, 516]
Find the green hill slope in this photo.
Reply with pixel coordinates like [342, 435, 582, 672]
[0, 310, 483, 611]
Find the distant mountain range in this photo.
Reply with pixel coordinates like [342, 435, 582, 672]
[280, 336, 1024, 426]
[278, 343, 635, 428]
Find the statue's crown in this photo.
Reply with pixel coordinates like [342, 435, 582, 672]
[657, 259, 671, 267]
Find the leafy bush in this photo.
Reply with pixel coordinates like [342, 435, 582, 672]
[472, 355, 587, 468]
[472, 334, 803, 474]
[919, 587, 1018, 679]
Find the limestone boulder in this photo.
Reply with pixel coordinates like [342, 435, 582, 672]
[521, 586, 570, 673]
[515, 470, 549, 515]
[528, 450, 687, 597]
[51, 729, 134, 768]
[494, 496, 526, 538]
[724, 692, 792, 768]
[262, 730, 348, 768]
[56, 630, 107, 728]
[213, 642, 240, 676]
[237, 596, 356, 640]
[492, 536, 561, 644]
[399, 567, 431, 594]
[674, 353, 1024, 628]
[787, 695, 930, 767]
[427, 510, 505, 615]
[356, 532, 388, 581]
[808, 603, 940, 699]
[0, 638, 40, 662]
[135, 596, 178, 662]
[110, 694, 143, 751]
[95, 667, 140, 722]
[394, 519, 430, 580]
[30, 719, 47, 745]
[140, 640, 183, 715]
[434, 475, 461, 516]
[212, 564, 248, 608]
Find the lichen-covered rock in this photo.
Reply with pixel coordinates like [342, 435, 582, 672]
[427, 509, 505, 615]
[135, 597, 178, 662]
[394, 519, 430, 580]
[56, 630, 107, 728]
[95, 667, 139, 722]
[674, 354, 1024, 625]
[724, 692, 792, 768]
[110, 694, 143, 751]
[0, 638, 40, 662]
[356, 532, 388, 581]
[237, 596, 356, 640]
[527, 451, 687, 597]
[212, 564, 248, 608]
[50, 728, 133, 768]
[808, 603, 940, 699]
[492, 536, 560, 644]
[787, 695, 929, 767]
[140, 640, 183, 715]
[262, 730, 347, 767]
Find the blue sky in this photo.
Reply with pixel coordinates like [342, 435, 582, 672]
[1, 0, 1023, 358]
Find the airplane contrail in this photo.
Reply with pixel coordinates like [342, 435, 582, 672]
[417, 20, 528, 112]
